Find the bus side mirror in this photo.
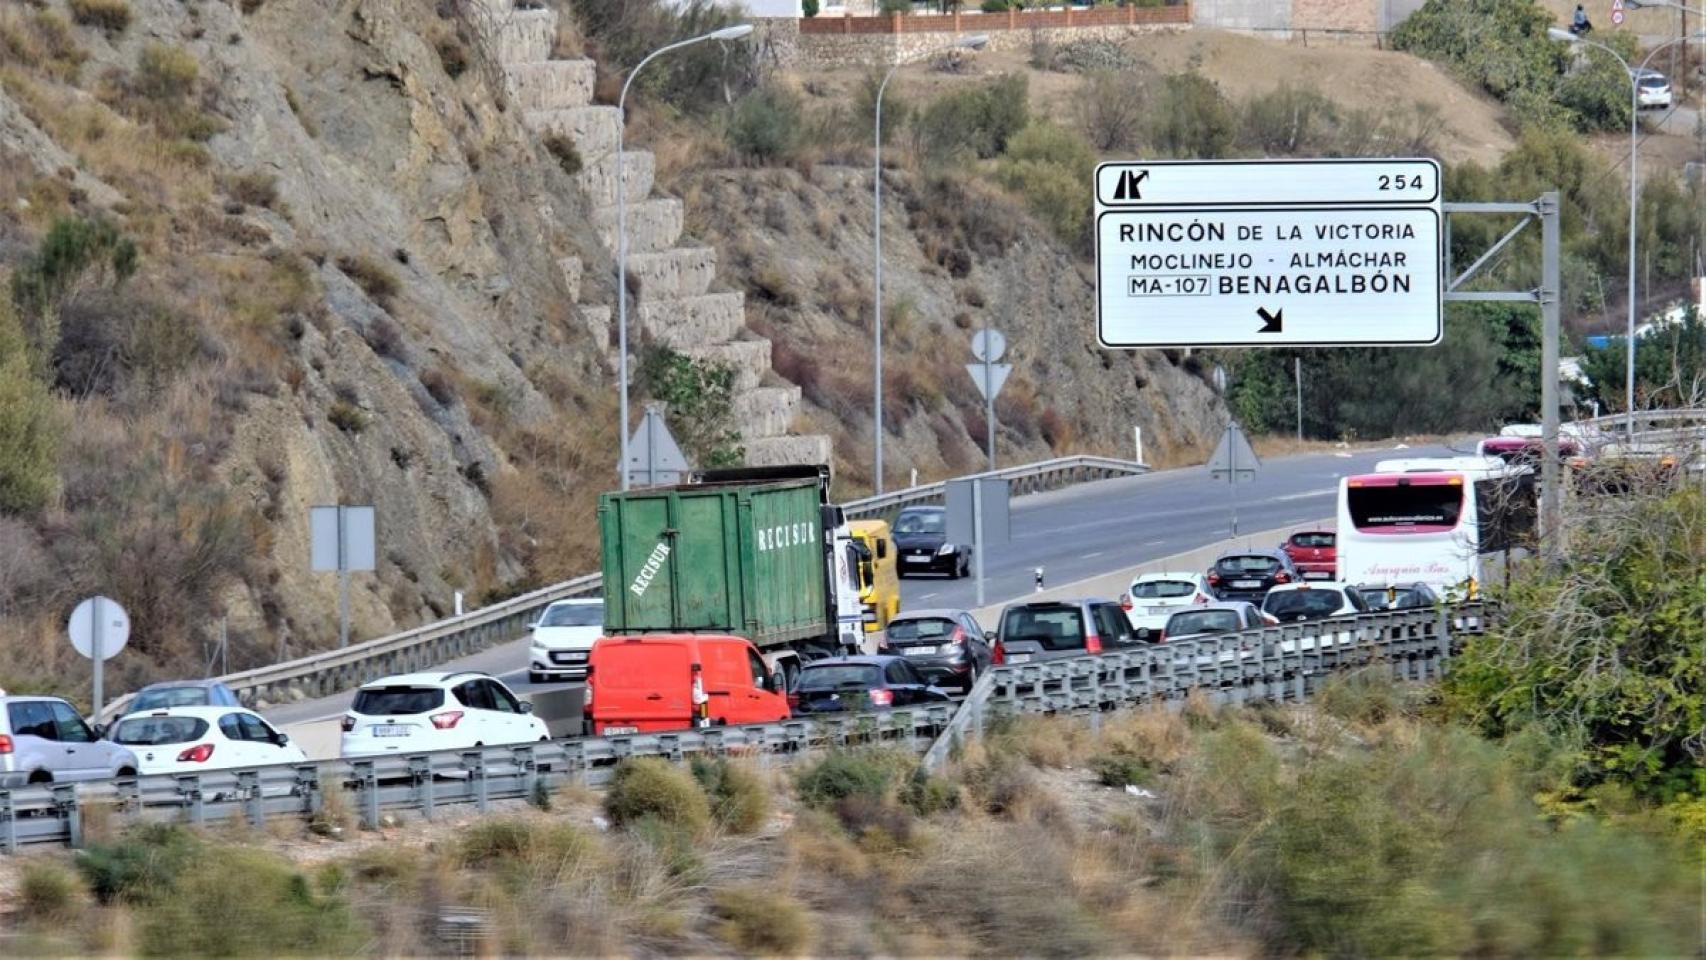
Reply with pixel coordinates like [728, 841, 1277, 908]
[876, 540, 888, 560]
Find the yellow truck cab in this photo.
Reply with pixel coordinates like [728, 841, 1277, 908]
[847, 519, 901, 645]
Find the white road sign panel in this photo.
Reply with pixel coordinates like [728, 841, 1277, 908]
[1094, 158, 1443, 349]
[1098, 158, 1440, 208]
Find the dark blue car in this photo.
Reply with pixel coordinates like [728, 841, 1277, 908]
[789, 656, 954, 714]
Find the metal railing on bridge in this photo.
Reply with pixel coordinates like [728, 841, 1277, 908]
[20, 602, 1488, 852]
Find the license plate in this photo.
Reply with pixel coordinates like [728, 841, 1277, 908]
[603, 726, 638, 736]
[552, 651, 588, 663]
[905, 645, 938, 656]
[1145, 606, 1172, 615]
[1303, 571, 1331, 581]
[374, 726, 410, 737]
[904, 556, 931, 564]
[1007, 653, 1032, 664]
[1233, 579, 1263, 589]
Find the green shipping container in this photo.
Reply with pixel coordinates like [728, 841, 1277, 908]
[599, 478, 829, 648]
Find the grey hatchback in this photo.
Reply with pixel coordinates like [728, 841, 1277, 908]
[879, 608, 993, 691]
[0, 695, 139, 787]
[995, 598, 1139, 664]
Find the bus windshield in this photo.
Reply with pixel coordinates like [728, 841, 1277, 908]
[1346, 481, 1462, 532]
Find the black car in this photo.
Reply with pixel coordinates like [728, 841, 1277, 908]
[995, 598, 1140, 664]
[879, 608, 993, 692]
[891, 506, 970, 578]
[788, 656, 953, 714]
[1355, 582, 1441, 611]
[1207, 549, 1301, 602]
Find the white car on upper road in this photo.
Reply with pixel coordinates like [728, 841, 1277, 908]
[340, 672, 547, 758]
[1636, 69, 1672, 109]
[109, 706, 306, 776]
[527, 598, 604, 683]
[1121, 572, 1215, 641]
[1259, 581, 1371, 623]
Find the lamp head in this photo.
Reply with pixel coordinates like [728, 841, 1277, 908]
[710, 24, 755, 41]
[959, 34, 990, 50]
[1547, 27, 1580, 42]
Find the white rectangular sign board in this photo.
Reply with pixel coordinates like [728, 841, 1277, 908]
[310, 505, 377, 572]
[1095, 158, 1443, 348]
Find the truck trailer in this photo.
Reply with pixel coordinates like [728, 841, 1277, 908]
[598, 465, 865, 688]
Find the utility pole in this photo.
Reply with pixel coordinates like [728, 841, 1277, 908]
[1540, 191, 1564, 564]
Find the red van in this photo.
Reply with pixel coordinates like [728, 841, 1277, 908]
[584, 634, 791, 735]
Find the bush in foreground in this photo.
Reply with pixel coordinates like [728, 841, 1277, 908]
[604, 757, 712, 834]
[691, 757, 770, 833]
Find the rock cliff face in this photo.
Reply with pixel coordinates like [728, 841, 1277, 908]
[0, 0, 1219, 681]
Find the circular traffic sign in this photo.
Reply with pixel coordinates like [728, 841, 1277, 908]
[1212, 364, 1229, 394]
[971, 329, 1007, 363]
[68, 596, 130, 661]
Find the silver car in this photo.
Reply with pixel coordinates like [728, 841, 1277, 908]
[0, 695, 139, 787]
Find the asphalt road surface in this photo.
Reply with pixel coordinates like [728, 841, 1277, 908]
[263, 439, 1462, 732]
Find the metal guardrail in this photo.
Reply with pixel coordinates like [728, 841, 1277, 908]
[14, 603, 1488, 850]
[135, 456, 1148, 716]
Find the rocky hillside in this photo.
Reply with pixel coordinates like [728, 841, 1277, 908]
[0, 0, 1224, 693]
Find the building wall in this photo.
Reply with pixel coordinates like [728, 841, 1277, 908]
[1192, 0, 1293, 32]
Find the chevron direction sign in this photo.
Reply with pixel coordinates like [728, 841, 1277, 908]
[1094, 158, 1443, 349]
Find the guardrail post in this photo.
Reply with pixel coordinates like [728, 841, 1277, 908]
[0, 791, 16, 853]
[411, 757, 435, 821]
[239, 771, 263, 826]
[513, 745, 537, 804]
[354, 761, 380, 830]
[177, 774, 204, 827]
[51, 784, 81, 849]
[463, 751, 489, 813]
[295, 765, 321, 819]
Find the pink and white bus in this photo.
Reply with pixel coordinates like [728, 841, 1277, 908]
[1335, 457, 1533, 598]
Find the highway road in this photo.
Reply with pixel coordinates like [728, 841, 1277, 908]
[263, 440, 1461, 735]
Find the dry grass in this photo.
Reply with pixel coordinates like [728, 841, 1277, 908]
[67, 0, 131, 34]
[0, 8, 87, 82]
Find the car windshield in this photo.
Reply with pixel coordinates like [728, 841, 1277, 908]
[1264, 590, 1347, 618]
[1166, 610, 1242, 636]
[894, 511, 945, 535]
[887, 618, 956, 642]
[1001, 604, 1087, 650]
[541, 603, 602, 627]
[1360, 587, 1427, 609]
[798, 665, 883, 690]
[352, 686, 445, 716]
[112, 715, 210, 746]
[1218, 555, 1279, 574]
[131, 687, 211, 712]
[1132, 580, 1196, 600]
[1639, 75, 1668, 88]
[1289, 533, 1334, 548]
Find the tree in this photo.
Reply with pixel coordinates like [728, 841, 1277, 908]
[0, 300, 60, 515]
[637, 345, 744, 467]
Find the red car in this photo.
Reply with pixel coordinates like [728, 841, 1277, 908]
[1278, 529, 1336, 581]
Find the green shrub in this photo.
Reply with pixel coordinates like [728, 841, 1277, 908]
[137, 845, 367, 956]
[224, 172, 280, 210]
[0, 304, 59, 515]
[997, 121, 1096, 246]
[637, 344, 742, 467]
[794, 750, 913, 809]
[19, 860, 85, 921]
[802, 0, 819, 14]
[712, 884, 812, 954]
[879, 0, 913, 12]
[914, 73, 1028, 161]
[543, 133, 582, 176]
[726, 84, 804, 164]
[604, 757, 712, 834]
[1145, 72, 1235, 159]
[67, 0, 130, 33]
[1088, 753, 1154, 788]
[135, 44, 199, 100]
[575, 0, 758, 112]
[899, 766, 960, 815]
[691, 757, 771, 833]
[336, 254, 399, 309]
[10, 217, 138, 372]
[1316, 666, 1406, 727]
[326, 401, 366, 434]
[77, 824, 199, 905]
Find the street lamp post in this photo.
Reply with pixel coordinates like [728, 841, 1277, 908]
[872, 34, 988, 494]
[1548, 27, 1705, 440]
[616, 24, 754, 490]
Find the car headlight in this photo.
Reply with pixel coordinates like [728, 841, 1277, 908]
[936, 543, 955, 556]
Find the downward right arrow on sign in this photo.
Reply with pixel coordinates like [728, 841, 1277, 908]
[1257, 307, 1283, 334]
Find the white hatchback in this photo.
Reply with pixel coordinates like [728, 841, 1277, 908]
[527, 598, 604, 683]
[340, 672, 547, 758]
[1122, 572, 1215, 640]
[108, 706, 306, 776]
[1259, 581, 1371, 623]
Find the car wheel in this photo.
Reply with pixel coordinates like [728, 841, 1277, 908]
[27, 770, 51, 785]
[528, 670, 544, 684]
[116, 767, 136, 779]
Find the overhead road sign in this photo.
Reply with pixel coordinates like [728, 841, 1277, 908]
[1095, 158, 1443, 349]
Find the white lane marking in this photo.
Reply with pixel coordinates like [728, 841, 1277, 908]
[1142, 539, 1165, 546]
[1081, 551, 1104, 559]
[920, 592, 939, 600]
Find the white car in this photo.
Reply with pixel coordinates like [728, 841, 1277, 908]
[1122, 572, 1215, 640]
[1260, 581, 1372, 623]
[1159, 601, 1271, 643]
[1636, 69, 1672, 109]
[340, 672, 547, 758]
[108, 706, 306, 776]
[527, 598, 604, 683]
